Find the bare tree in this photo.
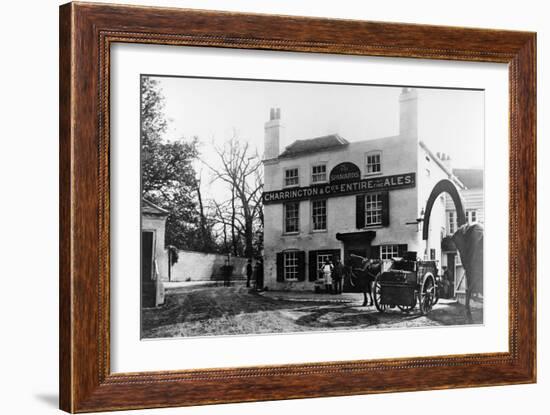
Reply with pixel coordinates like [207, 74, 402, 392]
[193, 171, 218, 252]
[210, 198, 242, 255]
[203, 134, 263, 259]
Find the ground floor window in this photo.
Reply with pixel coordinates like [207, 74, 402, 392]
[277, 250, 306, 282]
[284, 251, 299, 280]
[380, 244, 400, 260]
[467, 209, 477, 224]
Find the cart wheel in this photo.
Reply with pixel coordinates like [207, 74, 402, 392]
[419, 274, 436, 315]
[373, 274, 387, 313]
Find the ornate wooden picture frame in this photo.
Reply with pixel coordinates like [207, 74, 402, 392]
[59, 2, 536, 412]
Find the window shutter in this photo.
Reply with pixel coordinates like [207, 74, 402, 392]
[356, 194, 365, 229]
[398, 244, 408, 257]
[381, 191, 390, 227]
[309, 251, 318, 281]
[276, 253, 284, 282]
[297, 251, 306, 281]
[370, 245, 380, 260]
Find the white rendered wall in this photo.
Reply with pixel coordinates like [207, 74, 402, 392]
[263, 134, 420, 289]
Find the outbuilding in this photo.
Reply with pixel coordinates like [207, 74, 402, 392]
[141, 198, 168, 307]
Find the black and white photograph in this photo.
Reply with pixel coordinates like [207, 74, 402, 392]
[140, 75, 484, 339]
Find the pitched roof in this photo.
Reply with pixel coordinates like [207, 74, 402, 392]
[142, 198, 169, 216]
[452, 169, 483, 189]
[279, 134, 349, 158]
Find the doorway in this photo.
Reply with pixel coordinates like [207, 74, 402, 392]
[343, 245, 371, 293]
[141, 231, 156, 308]
[336, 231, 377, 293]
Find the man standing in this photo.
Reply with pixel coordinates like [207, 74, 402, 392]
[246, 259, 253, 288]
[332, 258, 345, 294]
[221, 259, 233, 287]
[322, 259, 334, 294]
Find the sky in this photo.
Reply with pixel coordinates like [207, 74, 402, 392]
[149, 75, 484, 200]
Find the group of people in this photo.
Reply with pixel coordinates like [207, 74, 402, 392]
[320, 258, 346, 294]
[222, 258, 264, 289]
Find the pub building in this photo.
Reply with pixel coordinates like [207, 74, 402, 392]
[262, 88, 465, 291]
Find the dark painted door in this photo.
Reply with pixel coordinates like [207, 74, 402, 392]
[141, 231, 156, 308]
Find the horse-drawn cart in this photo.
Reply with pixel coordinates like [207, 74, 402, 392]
[373, 252, 439, 314]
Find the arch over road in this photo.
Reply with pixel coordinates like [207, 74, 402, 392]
[422, 179, 466, 241]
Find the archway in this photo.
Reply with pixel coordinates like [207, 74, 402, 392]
[422, 179, 466, 241]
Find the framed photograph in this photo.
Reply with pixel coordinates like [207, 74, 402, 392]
[59, 2, 536, 412]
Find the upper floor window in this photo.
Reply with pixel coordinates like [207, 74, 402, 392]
[312, 199, 327, 231]
[311, 164, 327, 183]
[467, 209, 478, 224]
[356, 192, 389, 229]
[447, 211, 456, 234]
[365, 151, 382, 175]
[284, 168, 299, 187]
[365, 193, 383, 226]
[284, 202, 300, 233]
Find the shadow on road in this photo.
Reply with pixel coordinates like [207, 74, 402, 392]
[294, 305, 379, 328]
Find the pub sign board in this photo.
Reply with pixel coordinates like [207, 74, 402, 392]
[263, 171, 416, 205]
[329, 162, 361, 183]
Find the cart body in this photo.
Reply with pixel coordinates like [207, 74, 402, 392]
[375, 253, 439, 314]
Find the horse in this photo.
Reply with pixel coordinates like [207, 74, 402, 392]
[451, 223, 484, 323]
[346, 254, 382, 306]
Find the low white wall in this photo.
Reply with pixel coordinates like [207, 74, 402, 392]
[168, 250, 249, 282]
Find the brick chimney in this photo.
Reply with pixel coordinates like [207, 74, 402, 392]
[264, 107, 283, 160]
[399, 87, 418, 139]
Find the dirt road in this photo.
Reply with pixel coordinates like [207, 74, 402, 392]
[141, 285, 482, 339]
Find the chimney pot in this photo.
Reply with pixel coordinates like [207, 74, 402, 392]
[264, 108, 283, 160]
